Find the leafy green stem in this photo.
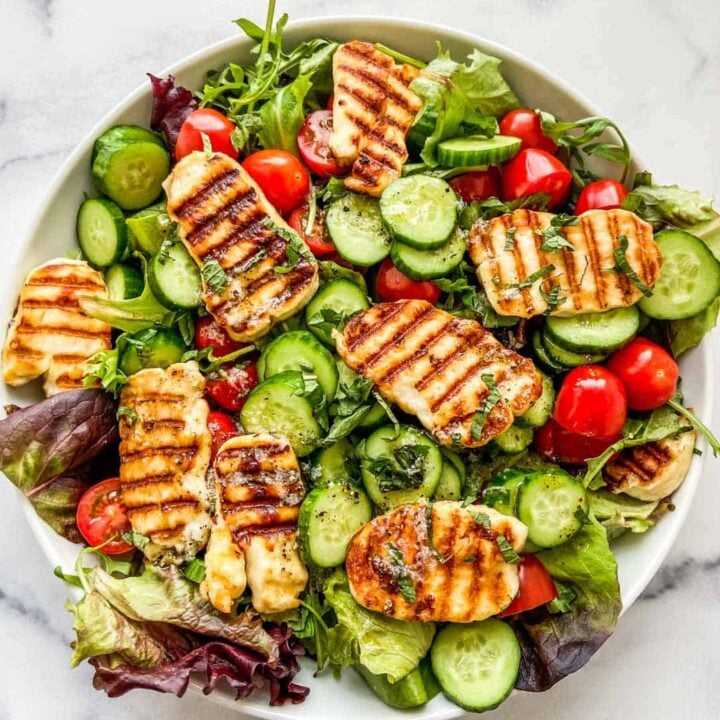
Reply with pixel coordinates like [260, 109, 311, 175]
[374, 43, 427, 69]
[667, 399, 720, 457]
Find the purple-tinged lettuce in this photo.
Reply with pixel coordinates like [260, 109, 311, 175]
[148, 74, 198, 156]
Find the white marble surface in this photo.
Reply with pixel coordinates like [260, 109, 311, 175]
[0, 0, 719, 718]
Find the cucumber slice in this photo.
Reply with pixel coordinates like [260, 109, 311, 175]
[240, 371, 322, 457]
[355, 662, 437, 710]
[482, 468, 530, 517]
[434, 460, 463, 501]
[127, 203, 171, 256]
[327, 193, 391, 266]
[93, 125, 164, 161]
[441, 448, 466, 485]
[118, 327, 186, 375]
[304, 278, 369, 346]
[494, 425, 533, 454]
[357, 401, 388, 429]
[93, 140, 170, 211]
[312, 439, 356, 486]
[259, 330, 338, 401]
[542, 330, 607, 367]
[76, 197, 128, 268]
[105, 263, 144, 300]
[147, 243, 203, 310]
[515, 372, 555, 428]
[517, 469, 587, 548]
[380, 175, 457, 250]
[391, 229, 467, 280]
[545, 306, 640, 354]
[436, 135, 521, 168]
[298, 483, 372, 567]
[531, 330, 567, 374]
[361, 425, 442, 509]
[431, 620, 520, 712]
[639, 229, 720, 320]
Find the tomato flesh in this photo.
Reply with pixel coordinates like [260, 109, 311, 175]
[554, 365, 627, 439]
[575, 179, 628, 215]
[242, 150, 310, 215]
[297, 110, 343, 177]
[535, 418, 620, 466]
[195, 315, 244, 357]
[449, 168, 501, 203]
[501, 148, 572, 210]
[175, 108, 238, 161]
[499, 109, 557, 154]
[206, 362, 259, 412]
[607, 338, 679, 411]
[289, 204, 336, 256]
[208, 411, 239, 459]
[375, 258, 441, 304]
[76, 478, 133, 554]
[497, 555, 557, 617]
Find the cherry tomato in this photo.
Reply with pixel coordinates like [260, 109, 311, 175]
[208, 411, 239, 459]
[502, 148, 572, 210]
[206, 362, 258, 412]
[326, 94, 335, 110]
[607, 338, 679, 411]
[297, 110, 343, 177]
[554, 365, 627, 439]
[76, 478, 133, 554]
[175, 108, 238, 161]
[288, 204, 336, 256]
[499, 109, 557, 154]
[375, 258, 441, 304]
[242, 150, 310, 215]
[497, 555, 557, 617]
[195, 315, 244, 357]
[575, 179, 628, 215]
[535, 418, 620, 466]
[449, 168, 501, 203]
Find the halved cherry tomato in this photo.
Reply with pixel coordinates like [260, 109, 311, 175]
[607, 338, 679, 411]
[208, 411, 239, 459]
[206, 362, 258, 412]
[375, 258, 441, 304]
[297, 110, 343, 177]
[175, 108, 238, 161]
[535, 418, 620, 466]
[195, 315, 244, 357]
[449, 168, 501, 203]
[499, 109, 557, 154]
[288, 204, 336, 256]
[242, 150, 310, 215]
[575, 179, 628, 215]
[76, 478, 133, 554]
[501, 148, 572, 210]
[554, 365, 627, 439]
[497, 555, 557, 617]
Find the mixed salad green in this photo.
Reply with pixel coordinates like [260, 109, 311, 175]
[1, 1, 719, 714]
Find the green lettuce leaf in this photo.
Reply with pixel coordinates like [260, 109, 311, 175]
[323, 570, 435, 683]
[669, 296, 720, 358]
[587, 489, 659, 537]
[258, 74, 313, 156]
[513, 519, 621, 691]
[622, 179, 715, 230]
[687, 213, 720, 262]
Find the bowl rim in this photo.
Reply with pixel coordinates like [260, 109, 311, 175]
[10, 13, 715, 719]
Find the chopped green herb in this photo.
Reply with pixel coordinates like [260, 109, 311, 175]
[470, 510, 491, 530]
[121, 530, 150, 549]
[275, 243, 299, 274]
[503, 226, 517, 251]
[547, 580, 577, 613]
[201, 259, 229, 294]
[180, 344, 255, 374]
[425, 502, 452, 564]
[386, 542, 416, 603]
[540, 282, 567, 314]
[604, 234, 653, 297]
[495, 535, 521, 564]
[200, 132, 213, 157]
[471, 374, 502, 439]
[368, 444, 429, 493]
[183, 558, 207, 584]
[116, 406, 138, 424]
[506, 264, 555, 291]
[538, 214, 578, 252]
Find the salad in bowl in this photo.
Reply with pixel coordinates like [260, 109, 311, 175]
[1, 2, 719, 715]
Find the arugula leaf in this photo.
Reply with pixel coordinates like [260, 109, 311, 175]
[180, 344, 255, 374]
[201, 260, 229, 294]
[386, 543, 416, 603]
[471, 374, 502, 439]
[667, 395, 720, 457]
[258, 74, 313, 156]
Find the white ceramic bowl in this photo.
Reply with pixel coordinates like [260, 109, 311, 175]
[0, 15, 713, 720]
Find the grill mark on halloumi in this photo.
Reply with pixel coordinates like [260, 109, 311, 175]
[346, 502, 527, 622]
[201, 434, 308, 615]
[335, 300, 542, 447]
[164, 153, 319, 342]
[118, 362, 213, 565]
[2, 259, 111, 396]
[469, 208, 661, 318]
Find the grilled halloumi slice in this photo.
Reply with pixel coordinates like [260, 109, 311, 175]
[334, 300, 542, 447]
[164, 152, 319, 342]
[347, 501, 527, 622]
[201, 433, 308, 614]
[468, 208, 662, 318]
[2, 259, 111, 396]
[603, 430, 696, 501]
[118, 362, 213, 564]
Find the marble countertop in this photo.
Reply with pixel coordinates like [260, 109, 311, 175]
[1, 0, 718, 718]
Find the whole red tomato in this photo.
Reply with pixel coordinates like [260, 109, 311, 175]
[207, 411, 239, 459]
[288, 204, 336, 257]
[175, 108, 238, 161]
[242, 150, 310, 215]
[449, 168, 501, 203]
[497, 555, 557, 617]
[375, 258, 441, 304]
[535, 418, 620, 466]
[502, 148, 572, 209]
[206, 362, 258, 412]
[76, 478, 133, 554]
[554, 365, 627, 438]
[607, 338, 679, 411]
[575, 179, 628, 215]
[195, 315, 244, 357]
[499, 109, 557, 154]
[297, 110, 343, 177]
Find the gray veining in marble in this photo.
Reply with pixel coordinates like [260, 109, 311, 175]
[0, 0, 718, 718]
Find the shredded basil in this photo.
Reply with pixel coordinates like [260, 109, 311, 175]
[386, 542, 416, 603]
[201, 260, 229, 294]
[471, 374, 502, 440]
